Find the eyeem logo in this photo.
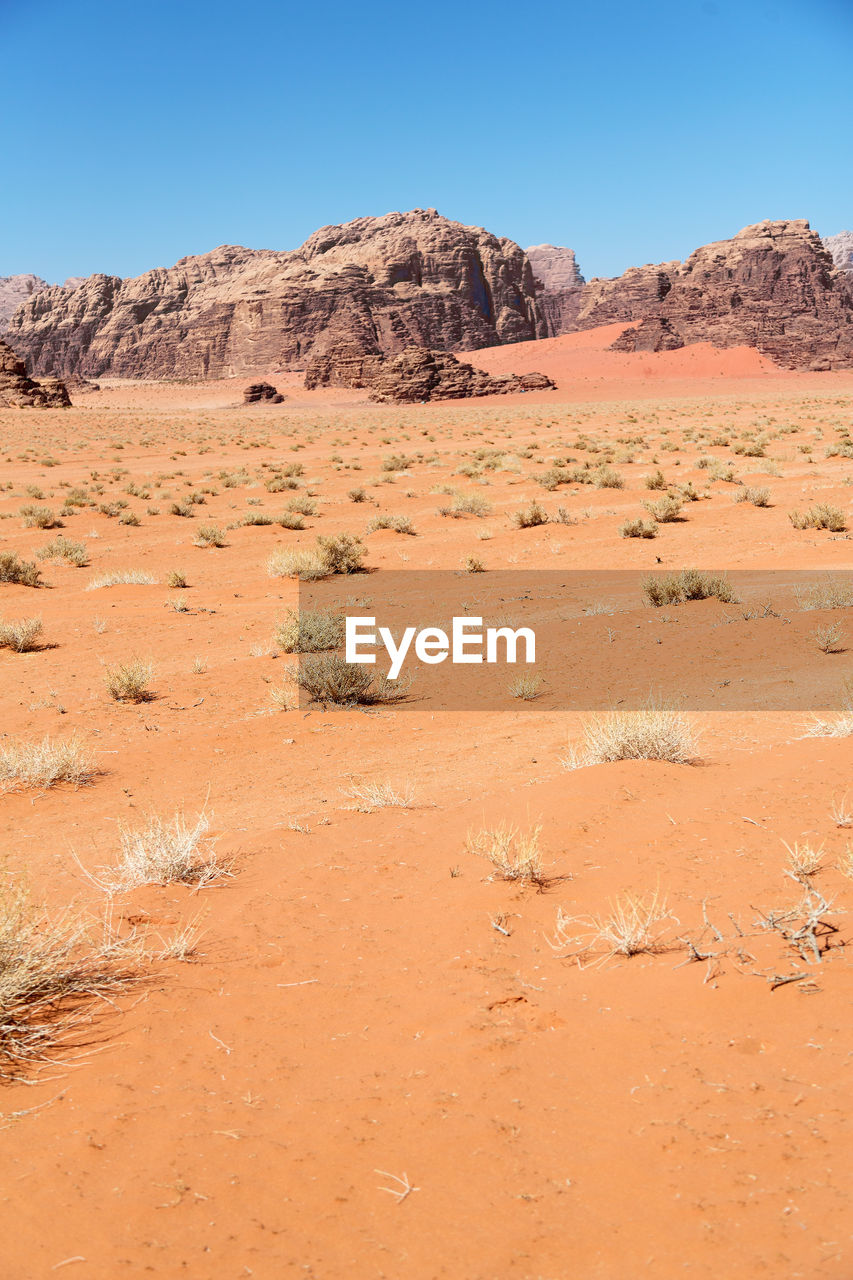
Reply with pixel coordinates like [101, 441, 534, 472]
[345, 617, 536, 680]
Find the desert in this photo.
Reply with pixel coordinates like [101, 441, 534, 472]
[3, 0, 853, 1273]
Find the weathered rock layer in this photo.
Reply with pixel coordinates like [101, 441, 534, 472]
[306, 343, 555, 402]
[7, 210, 545, 381]
[0, 338, 70, 407]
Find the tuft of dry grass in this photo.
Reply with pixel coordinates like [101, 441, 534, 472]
[813, 622, 844, 654]
[784, 841, 825, 883]
[0, 617, 43, 652]
[552, 888, 671, 959]
[789, 504, 846, 532]
[104, 658, 154, 703]
[643, 494, 682, 523]
[36, 537, 89, 566]
[193, 524, 226, 547]
[643, 568, 734, 607]
[86, 569, 157, 590]
[0, 735, 97, 792]
[344, 780, 416, 812]
[574, 705, 697, 765]
[94, 812, 227, 892]
[620, 517, 657, 539]
[508, 673, 543, 701]
[466, 822, 545, 886]
[0, 877, 137, 1078]
[796, 576, 853, 611]
[289, 653, 409, 706]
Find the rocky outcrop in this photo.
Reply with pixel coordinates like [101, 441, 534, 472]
[0, 274, 50, 330]
[0, 338, 70, 407]
[609, 317, 685, 352]
[306, 343, 555, 402]
[7, 210, 546, 382]
[824, 231, 853, 273]
[243, 382, 284, 404]
[526, 245, 585, 291]
[532, 221, 853, 370]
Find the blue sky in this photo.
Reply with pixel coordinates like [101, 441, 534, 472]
[3, 0, 851, 283]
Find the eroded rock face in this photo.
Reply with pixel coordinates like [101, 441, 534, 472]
[7, 210, 546, 381]
[526, 245, 585, 291]
[0, 274, 50, 330]
[609, 317, 685, 352]
[306, 343, 555, 402]
[0, 338, 70, 407]
[544, 220, 853, 369]
[243, 382, 284, 404]
[824, 231, 853, 273]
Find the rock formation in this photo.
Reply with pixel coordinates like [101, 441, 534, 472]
[824, 231, 853, 273]
[6, 210, 546, 382]
[609, 317, 684, 352]
[243, 382, 284, 404]
[526, 245, 585, 291]
[0, 274, 50, 330]
[600, 221, 853, 369]
[306, 343, 555, 403]
[0, 338, 70, 407]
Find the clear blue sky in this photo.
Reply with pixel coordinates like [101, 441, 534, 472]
[3, 0, 852, 283]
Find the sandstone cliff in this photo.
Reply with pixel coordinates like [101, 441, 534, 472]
[526, 245, 585, 290]
[0, 338, 70, 407]
[824, 231, 853, 273]
[306, 343, 555, 402]
[7, 210, 546, 381]
[0, 274, 50, 329]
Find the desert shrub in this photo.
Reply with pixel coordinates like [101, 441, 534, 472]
[644, 469, 668, 490]
[795, 576, 853, 610]
[348, 487, 368, 502]
[512, 500, 549, 529]
[620, 517, 658, 539]
[464, 555, 486, 572]
[193, 524, 226, 547]
[267, 547, 325, 579]
[286, 497, 316, 516]
[97, 812, 225, 891]
[291, 653, 407, 705]
[165, 569, 188, 589]
[86, 570, 156, 589]
[466, 823, 544, 886]
[104, 659, 154, 702]
[578, 705, 697, 764]
[789, 504, 846, 532]
[169, 500, 194, 517]
[366, 514, 416, 535]
[735, 487, 771, 507]
[275, 608, 344, 653]
[316, 532, 365, 574]
[642, 568, 734, 607]
[440, 492, 492, 518]
[242, 512, 274, 526]
[643, 494, 683, 523]
[593, 465, 624, 490]
[118, 511, 140, 526]
[0, 617, 43, 652]
[0, 553, 42, 587]
[20, 505, 61, 530]
[265, 474, 299, 492]
[277, 511, 305, 530]
[381, 453, 415, 472]
[0, 735, 96, 791]
[36, 536, 88, 566]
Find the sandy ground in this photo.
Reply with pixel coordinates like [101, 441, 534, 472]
[2, 326, 853, 1278]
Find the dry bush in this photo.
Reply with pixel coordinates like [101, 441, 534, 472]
[36, 537, 89, 566]
[509, 673, 543, 700]
[0, 877, 136, 1078]
[96, 812, 227, 892]
[104, 658, 154, 702]
[267, 546, 326, 580]
[620, 517, 657, 539]
[316, 532, 366, 574]
[795, 576, 853, 611]
[644, 468, 668, 490]
[275, 608, 344, 653]
[269, 683, 298, 711]
[576, 705, 697, 764]
[593, 465, 624, 489]
[552, 888, 671, 959]
[0, 552, 42, 587]
[441, 492, 492, 518]
[20, 505, 61, 530]
[165, 569, 188, 588]
[789, 504, 847, 532]
[813, 622, 844, 654]
[784, 841, 825, 883]
[86, 569, 157, 589]
[643, 493, 683, 523]
[193, 524, 226, 547]
[290, 653, 408, 706]
[366, 514, 416, 535]
[735, 486, 771, 507]
[0, 735, 96, 791]
[466, 823, 545, 886]
[643, 568, 734, 607]
[277, 511, 305, 530]
[512, 500, 549, 529]
[805, 710, 853, 737]
[0, 617, 43, 652]
[463, 555, 486, 572]
[344, 780, 416, 812]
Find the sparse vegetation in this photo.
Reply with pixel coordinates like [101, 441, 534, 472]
[0, 735, 97, 791]
[466, 823, 545, 887]
[104, 658, 154, 702]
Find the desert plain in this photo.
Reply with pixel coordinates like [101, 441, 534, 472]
[2, 324, 853, 1278]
